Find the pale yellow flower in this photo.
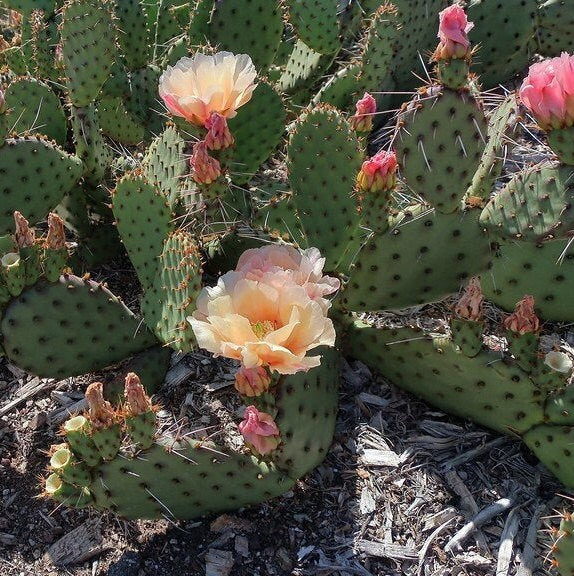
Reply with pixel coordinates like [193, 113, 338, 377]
[159, 52, 257, 126]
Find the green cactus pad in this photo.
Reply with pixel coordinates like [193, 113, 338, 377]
[187, 0, 214, 46]
[143, 0, 190, 51]
[88, 438, 295, 519]
[394, 88, 488, 213]
[59, 0, 117, 106]
[30, 8, 61, 83]
[114, 0, 150, 71]
[287, 0, 340, 55]
[253, 188, 306, 245]
[0, 136, 83, 234]
[140, 231, 202, 353]
[125, 411, 156, 450]
[143, 126, 186, 210]
[209, 0, 284, 72]
[467, 95, 519, 200]
[467, 0, 537, 88]
[273, 347, 339, 479]
[451, 318, 484, 358]
[112, 175, 173, 289]
[480, 164, 574, 242]
[3, 77, 66, 145]
[553, 512, 574, 576]
[228, 82, 286, 186]
[287, 105, 362, 271]
[125, 65, 163, 135]
[523, 424, 574, 488]
[342, 206, 492, 311]
[547, 128, 574, 166]
[343, 319, 543, 435]
[71, 104, 114, 186]
[483, 239, 574, 322]
[314, 63, 363, 109]
[1, 274, 156, 378]
[98, 96, 146, 145]
[536, 0, 574, 57]
[545, 385, 574, 427]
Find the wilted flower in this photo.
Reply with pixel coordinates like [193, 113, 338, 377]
[235, 366, 271, 397]
[235, 245, 340, 306]
[238, 406, 280, 455]
[544, 351, 573, 374]
[45, 213, 66, 250]
[432, 4, 474, 61]
[188, 270, 336, 374]
[350, 93, 377, 132]
[159, 52, 257, 127]
[13, 211, 35, 249]
[190, 140, 221, 184]
[454, 277, 483, 321]
[519, 53, 574, 130]
[85, 382, 116, 428]
[205, 112, 234, 150]
[503, 295, 540, 335]
[124, 372, 153, 415]
[356, 150, 398, 193]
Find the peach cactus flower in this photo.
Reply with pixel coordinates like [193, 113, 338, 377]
[238, 406, 280, 455]
[519, 53, 574, 130]
[350, 93, 377, 132]
[188, 271, 336, 374]
[235, 366, 271, 397]
[235, 245, 340, 306]
[159, 52, 257, 127]
[432, 4, 474, 60]
[503, 295, 540, 335]
[356, 150, 398, 193]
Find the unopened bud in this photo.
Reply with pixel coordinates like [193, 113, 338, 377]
[356, 150, 397, 193]
[190, 140, 221, 184]
[350, 93, 376, 132]
[205, 112, 234, 150]
[235, 366, 271, 397]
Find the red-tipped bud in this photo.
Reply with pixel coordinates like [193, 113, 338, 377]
[13, 211, 35, 249]
[124, 372, 152, 415]
[503, 295, 540, 335]
[356, 150, 398, 193]
[432, 4, 473, 61]
[234, 366, 271, 397]
[205, 112, 234, 150]
[45, 213, 66, 250]
[190, 140, 221, 184]
[454, 277, 483, 321]
[238, 406, 280, 455]
[85, 382, 116, 428]
[350, 93, 377, 133]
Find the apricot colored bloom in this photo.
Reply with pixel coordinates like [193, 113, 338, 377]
[236, 245, 340, 306]
[520, 53, 574, 129]
[188, 272, 336, 374]
[454, 277, 483, 321]
[356, 150, 398, 193]
[159, 52, 257, 127]
[235, 365, 271, 397]
[503, 295, 540, 335]
[205, 112, 234, 150]
[350, 93, 377, 132]
[433, 4, 473, 60]
[239, 406, 280, 455]
[190, 140, 221, 184]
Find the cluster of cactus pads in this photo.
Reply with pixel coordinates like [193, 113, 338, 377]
[0, 1, 573, 564]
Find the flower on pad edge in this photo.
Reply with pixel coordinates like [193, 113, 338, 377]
[159, 52, 257, 127]
[432, 4, 474, 61]
[239, 406, 280, 455]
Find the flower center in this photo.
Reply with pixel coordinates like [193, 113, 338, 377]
[251, 320, 276, 339]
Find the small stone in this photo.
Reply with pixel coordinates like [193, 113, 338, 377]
[30, 411, 47, 429]
[106, 551, 141, 576]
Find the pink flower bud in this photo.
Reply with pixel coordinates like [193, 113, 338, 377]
[520, 53, 574, 130]
[432, 4, 473, 61]
[356, 150, 397, 193]
[454, 277, 483, 321]
[13, 211, 35, 249]
[238, 406, 280, 455]
[235, 366, 271, 397]
[190, 140, 221, 184]
[503, 295, 540, 335]
[45, 213, 66, 250]
[350, 93, 377, 132]
[205, 112, 234, 150]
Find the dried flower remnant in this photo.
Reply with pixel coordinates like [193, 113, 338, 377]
[13, 211, 35, 249]
[159, 52, 257, 127]
[350, 93, 377, 133]
[454, 277, 483, 321]
[45, 213, 66, 250]
[238, 406, 280, 455]
[503, 295, 540, 335]
[432, 4, 474, 61]
[124, 372, 153, 415]
[85, 382, 116, 428]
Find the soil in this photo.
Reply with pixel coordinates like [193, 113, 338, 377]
[0, 340, 567, 576]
